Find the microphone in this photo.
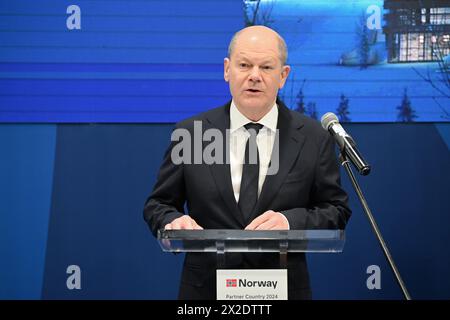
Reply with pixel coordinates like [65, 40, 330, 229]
[321, 112, 371, 176]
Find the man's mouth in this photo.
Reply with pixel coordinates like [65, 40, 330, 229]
[246, 89, 262, 93]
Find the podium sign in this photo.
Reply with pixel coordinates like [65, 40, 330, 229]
[157, 229, 345, 300]
[217, 269, 288, 300]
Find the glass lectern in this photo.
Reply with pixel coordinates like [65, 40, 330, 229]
[158, 229, 344, 268]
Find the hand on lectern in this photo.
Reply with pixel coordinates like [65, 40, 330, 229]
[164, 215, 204, 230]
[245, 210, 289, 230]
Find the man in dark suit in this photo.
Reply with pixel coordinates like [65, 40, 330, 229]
[144, 26, 351, 299]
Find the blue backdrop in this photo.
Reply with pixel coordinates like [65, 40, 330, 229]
[1, 122, 450, 299]
[1, 0, 450, 300]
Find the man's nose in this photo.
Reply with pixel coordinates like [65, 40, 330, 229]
[248, 66, 262, 82]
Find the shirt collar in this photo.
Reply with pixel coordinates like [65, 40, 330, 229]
[229, 100, 278, 133]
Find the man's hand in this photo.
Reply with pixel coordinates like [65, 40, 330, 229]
[164, 216, 203, 230]
[245, 210, 289, 230]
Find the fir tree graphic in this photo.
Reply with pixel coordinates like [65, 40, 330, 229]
[397, 88, 417, 122]
[294, 79, 308, 114]
[358, 14, 370, 70]
[293, 80, 317, 120]
[336, 94, 351, 122]
[307, 102, 317, 120]
[295, 88, 306, 114]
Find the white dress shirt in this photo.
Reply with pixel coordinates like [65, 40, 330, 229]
[229, 101, 278, 203]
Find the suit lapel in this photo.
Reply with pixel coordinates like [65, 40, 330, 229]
[204, 101, 306, 227]
[251, 102, 306, 221]
[206, 102, 246, 227]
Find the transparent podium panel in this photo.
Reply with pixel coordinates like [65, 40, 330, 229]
[157, 229, 345, 253]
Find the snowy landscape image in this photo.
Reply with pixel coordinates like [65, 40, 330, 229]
[0, 0, 448, 123]
[245, 0, 450, 122]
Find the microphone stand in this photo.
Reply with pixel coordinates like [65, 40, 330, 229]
[339, 153, 411, 300]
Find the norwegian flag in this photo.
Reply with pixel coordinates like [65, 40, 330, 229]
[226, 279, 237, 287]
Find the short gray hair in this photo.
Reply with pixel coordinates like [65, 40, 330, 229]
[227, 28, 288, 66]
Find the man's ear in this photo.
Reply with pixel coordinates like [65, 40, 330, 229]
[279, 65, 291, 89]
[224, 58, 230, 82]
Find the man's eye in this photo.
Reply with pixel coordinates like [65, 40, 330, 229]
[262, 66, 273, 70]
[239, 63, 249, 68]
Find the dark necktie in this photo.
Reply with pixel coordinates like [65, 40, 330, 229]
[238, 123, 263, 222]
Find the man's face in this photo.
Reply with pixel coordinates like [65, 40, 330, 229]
[224, 32, 290, 117]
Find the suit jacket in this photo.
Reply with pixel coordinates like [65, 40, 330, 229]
[144, 100, 351, 299]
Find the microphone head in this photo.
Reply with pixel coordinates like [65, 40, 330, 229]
[321, 112, 339, 130]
